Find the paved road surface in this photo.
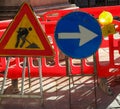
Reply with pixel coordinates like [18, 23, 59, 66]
[0, 76, 120, 109]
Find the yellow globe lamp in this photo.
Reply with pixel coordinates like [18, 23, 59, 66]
[98, 11, 113, 26]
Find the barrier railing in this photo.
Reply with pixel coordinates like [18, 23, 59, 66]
[0, 31, 120, 78]
[0, 6, 120, 79]
[41, 6, 120, 78]
[41, 5, 120, 21]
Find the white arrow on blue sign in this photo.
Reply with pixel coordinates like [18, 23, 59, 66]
[55, 11, 102, 59]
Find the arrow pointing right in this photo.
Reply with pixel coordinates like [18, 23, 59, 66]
[58, 25, 98, 46]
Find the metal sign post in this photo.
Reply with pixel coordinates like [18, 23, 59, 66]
[38, 57, 44, 106]
[55, 11, 102, 108]
[0, 2, 54, 107]
[93, 53, 98, 109]
[0, 57, 10, 95]
[66, 54, 98, 109]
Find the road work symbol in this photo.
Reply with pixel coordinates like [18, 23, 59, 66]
[0, 2, 54, 56]
[15, 27, 39, 48]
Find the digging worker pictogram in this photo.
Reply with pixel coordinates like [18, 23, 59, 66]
[15, 27, 32, 48]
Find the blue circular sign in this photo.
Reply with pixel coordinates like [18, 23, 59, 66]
[55, 11, 102, 59]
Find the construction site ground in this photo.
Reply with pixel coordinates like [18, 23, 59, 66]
[0, 75, 120, 109]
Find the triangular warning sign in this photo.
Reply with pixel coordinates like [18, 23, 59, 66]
[0, 2, 54, 57]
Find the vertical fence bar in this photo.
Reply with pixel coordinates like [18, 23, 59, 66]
[38, 57, 44, 106]
[21, 57, 27, 95]
[27, 57, 31, 89]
